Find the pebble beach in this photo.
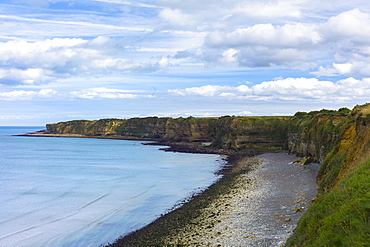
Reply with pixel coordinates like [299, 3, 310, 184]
[109, 150, 319, 246]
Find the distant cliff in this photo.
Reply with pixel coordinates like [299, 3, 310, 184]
[45, 104, 370, 245]
[46, 116, 291, 149]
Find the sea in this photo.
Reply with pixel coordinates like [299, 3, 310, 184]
[0, 126, 224, 247]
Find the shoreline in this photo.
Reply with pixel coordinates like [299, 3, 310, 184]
[19, 132, 319, 246]
[107, 151, 319, 246]
[106, 151, 263, 246]
[15, 132, 158, 142]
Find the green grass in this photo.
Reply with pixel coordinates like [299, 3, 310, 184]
[317, 146, 347, 193]
[286, 158, 370, 246]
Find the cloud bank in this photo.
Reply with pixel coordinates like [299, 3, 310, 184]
[0, 89, 56, 100]
[169, 77, 370, 103]
[0, 37, 171, 86]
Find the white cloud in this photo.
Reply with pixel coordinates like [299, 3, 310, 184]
[235, 110, 253, 116]
[332, 63, 353, 75]
[0, 37, 170, 85]
[169, 85, 236, 97]
[2, 1, 370, 125]
[38, 89, 57, 97]
[203, 21, 322, 69]
[0, 89, 57, 100]
[0, 68, 53, 85]
[196, 8, 370, 76]
[167, 77, 370, 103]
[157, 0, 307, 30]
[320, 9, 370, 42]
[336, 77, 370, 97]
[159, 8, 198, 28]
[205, 23, 321, 48]
[70, 87, 153, 99]
[252, 78, 336, 99]
[220, 49, 239, 64]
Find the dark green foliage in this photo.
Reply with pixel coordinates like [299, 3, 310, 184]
[294, 111, 307, 116]
[338, 107, 351, 115]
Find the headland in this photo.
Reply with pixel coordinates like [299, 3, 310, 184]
[23, 103, 370, 246]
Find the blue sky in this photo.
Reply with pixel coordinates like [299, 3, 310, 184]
[1, 0, 370, 125]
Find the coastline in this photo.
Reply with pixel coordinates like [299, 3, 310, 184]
[20, 132, 319, 246]
[15, 132, 157, 141]
[107, 151, 319, 246]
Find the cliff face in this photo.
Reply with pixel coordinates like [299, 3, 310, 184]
[286, 109, 350, 163]
[49, 119, 130, 136]
[46, 116, 291, 149]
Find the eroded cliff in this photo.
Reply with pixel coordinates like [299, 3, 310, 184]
[46, 116, 291, 149]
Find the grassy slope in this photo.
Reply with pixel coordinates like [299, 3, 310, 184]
[286, 157, 370, 246]
[286, 105, 370, 246]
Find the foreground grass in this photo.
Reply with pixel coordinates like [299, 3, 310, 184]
[286, 158, 370, 246]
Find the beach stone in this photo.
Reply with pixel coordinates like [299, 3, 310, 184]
[293, 207, 304, 213]
[161, 152, 319, 246]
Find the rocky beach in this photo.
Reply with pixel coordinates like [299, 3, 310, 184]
[108, 151, 319, 246]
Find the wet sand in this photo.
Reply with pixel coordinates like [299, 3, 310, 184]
[109, 151, 319, 246]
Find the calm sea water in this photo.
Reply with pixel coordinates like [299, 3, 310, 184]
[0, 127, 223, 247]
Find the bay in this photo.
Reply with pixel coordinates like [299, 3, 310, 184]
[0, 127, 223, 247]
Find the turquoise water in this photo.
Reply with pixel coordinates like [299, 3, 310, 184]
[0, 127, 223, 247]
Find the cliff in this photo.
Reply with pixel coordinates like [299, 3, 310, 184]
[46, 116, 291, 149]
[286, 108, 350, 163]
[286, 104, 370, 246]
[44, 104, 370, 245]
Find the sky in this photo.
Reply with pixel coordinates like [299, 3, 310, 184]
[1, 0, 370, 125]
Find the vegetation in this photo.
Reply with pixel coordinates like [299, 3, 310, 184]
[286, 157, 370, 246]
